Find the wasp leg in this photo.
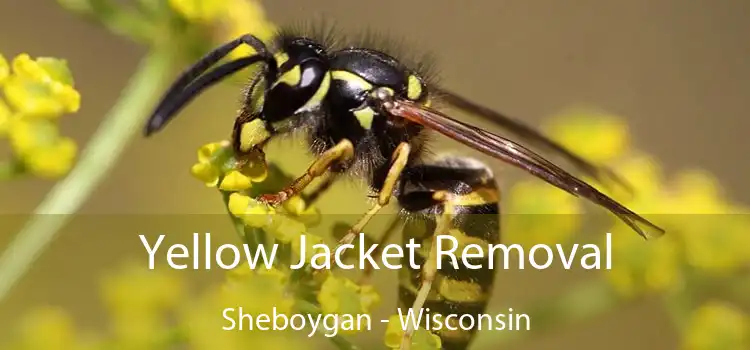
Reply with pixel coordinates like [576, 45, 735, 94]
[258, 139, 355, 205]
[301, 171, 340, 207]
[332, 142, 411, 251]
[400, 192, 453, 350]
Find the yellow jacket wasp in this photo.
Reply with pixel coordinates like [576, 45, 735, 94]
[144, 25, 665, 350]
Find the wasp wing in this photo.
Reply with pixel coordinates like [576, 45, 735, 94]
[434, 87, 633, 195]
[385, 98, 665, 239]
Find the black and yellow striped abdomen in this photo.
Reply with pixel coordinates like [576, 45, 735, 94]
[397, 157, 501, 350]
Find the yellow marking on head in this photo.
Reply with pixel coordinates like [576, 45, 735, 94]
[438, 278, 487, 302]
[239, 119, 271, 152]
[424, 97, 432, 107]
[298, 72, 330, 111]
[274, 65, 301, 88]
[450, 187, 500, 206]
[331, 70, 373, 90]
[353, 107, 376, 129]
[274, 52, 290, 66]
[248, 79, 266, 114]
[407, 75, 423, 100]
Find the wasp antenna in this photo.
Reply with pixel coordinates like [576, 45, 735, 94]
[145, 56, 270, 136]
[144, 34, 275, 136]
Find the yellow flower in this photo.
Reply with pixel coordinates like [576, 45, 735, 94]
[191, 141, 228, 186]
[317, 275, 380, 335]
[7, 118, 78, 178]
[168, 0, 227, 23]
[290, 232, 327, 265]
[191, 141, 268, 188]
[219, 169, 253, 191]
[101, 263, 185, 317]
[168, 0, 277, 61]
[665, 170, 729, 214]
[16, 307, 78, 350]
[282, 195, 322, 226]
[0, 53, 80, 180]
[191, 162, 220, 186]
[603, 226, 682, 297]
[0, 53, 8, 84]
[267, 215, 307, 243]
[227, 192, 275, 227]
[602, 153, 665, 208]
[181, 267, 298, 350]
[9, 308, 103, 350]
[7, 117, 54, 155]
[197, 141, 227, 162]
[23, 136, 77, 178]
[679, 212, 749, 274]
[655, 170, 750, 273]
[544, 108, 630, 163]
[318, 275, 380, 315]
[0, 98, 12, 135]
[219, 0, 277, 60]
[220, 267, 294, 316]
[282, 195, 307, 216]
[504, 180, 582, 247]
[12, 54, 74, 84]
[99, 263, 185, 347]
[683, 301, 749, 350]
[384, 315, 442, 350]
[4, 54, 80, 117]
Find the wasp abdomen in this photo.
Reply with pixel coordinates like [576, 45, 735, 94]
[397, 156, 500, 350]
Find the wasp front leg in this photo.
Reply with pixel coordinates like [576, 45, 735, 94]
[257, 139, 355, 205]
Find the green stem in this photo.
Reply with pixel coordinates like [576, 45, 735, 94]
[0, 49, 174, 303]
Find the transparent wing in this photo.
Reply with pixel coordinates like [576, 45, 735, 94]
[384, 98, 665, 239]
[435, 87, 633, 194]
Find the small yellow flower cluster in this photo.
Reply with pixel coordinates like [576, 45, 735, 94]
[189, 139, 382, 345]
[536, 109, 750, 296]
[168, 0, 277, 59]
[503, 108, 630, 247]
[601, 159, 750, 296]
[7, 307, 98, 350]
[504, 179, 583, 247]
[4, 262, 306, 350]
[100, 263, 184, 348]
[540, 109, 750, 349]
[190, 140, 268, 190]
[0, 53, 80, 179]
[190, 140, 318, 230]
[384, 315, 442, 350]
[317, 275, 380, 333]
[184, 265, 301, 350]
[683, 301, 749, 350]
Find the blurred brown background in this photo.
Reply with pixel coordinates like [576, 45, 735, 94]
[0, 0, 748, 349]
